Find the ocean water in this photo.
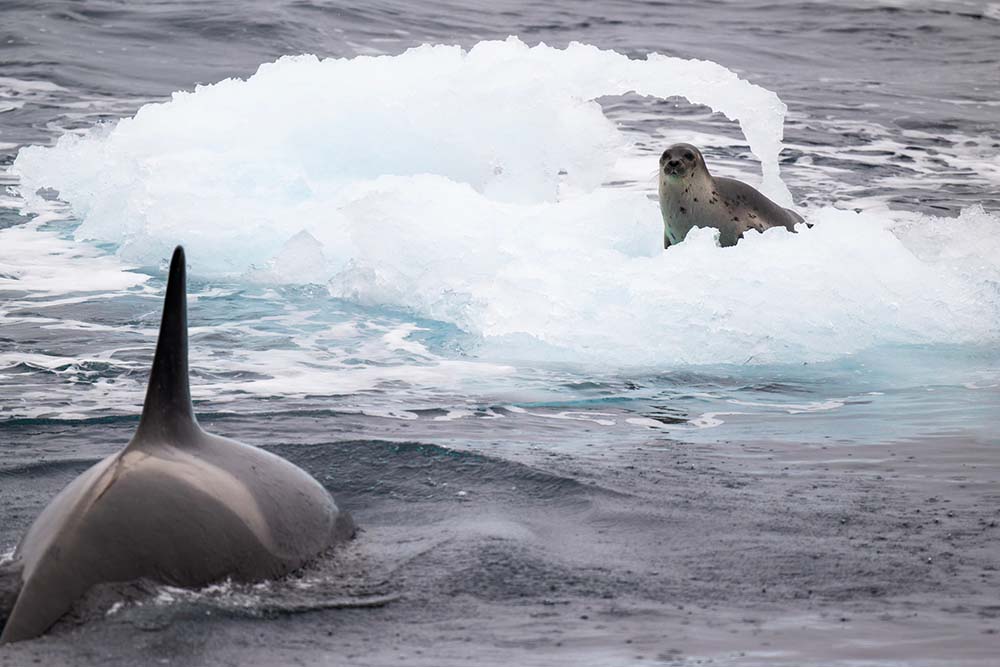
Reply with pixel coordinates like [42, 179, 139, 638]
[1, 1, 999, 664]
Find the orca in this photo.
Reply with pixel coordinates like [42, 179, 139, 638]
[0, 246, 354, 643]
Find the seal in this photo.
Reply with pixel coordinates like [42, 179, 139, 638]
[0, 246, 355, 644]
[658, 143, 803, 248]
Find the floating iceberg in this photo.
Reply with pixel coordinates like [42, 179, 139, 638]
[12, 38, 1000, 364]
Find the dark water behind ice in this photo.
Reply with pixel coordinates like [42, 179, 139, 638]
[2, 0, 999, 209]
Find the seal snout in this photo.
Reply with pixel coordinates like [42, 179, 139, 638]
[664, 158, 685, 176]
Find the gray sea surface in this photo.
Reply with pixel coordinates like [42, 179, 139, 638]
[1, 1, 999, 665]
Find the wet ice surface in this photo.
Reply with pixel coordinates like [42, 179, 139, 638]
[1, 0, 1000, 665]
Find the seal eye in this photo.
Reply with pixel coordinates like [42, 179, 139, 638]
[660, 151, 670, 163]
[684, 151, 695, 161]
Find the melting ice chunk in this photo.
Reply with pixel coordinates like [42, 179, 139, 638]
[11, 39, 1000, 364]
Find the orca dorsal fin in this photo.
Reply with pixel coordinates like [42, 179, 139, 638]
[132, 246, 201, 444]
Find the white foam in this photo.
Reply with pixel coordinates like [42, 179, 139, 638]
[625, 417, 671, 430]
[433, 408, 475, 422]
[727, 398, 846, 415]
[510, 408, 617, 426]
[11, 39, 1000, 366]
[688, 412, 746, 429]
[0, 216, 148, 296]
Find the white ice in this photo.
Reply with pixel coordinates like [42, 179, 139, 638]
[11, 38, 1000, 365]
